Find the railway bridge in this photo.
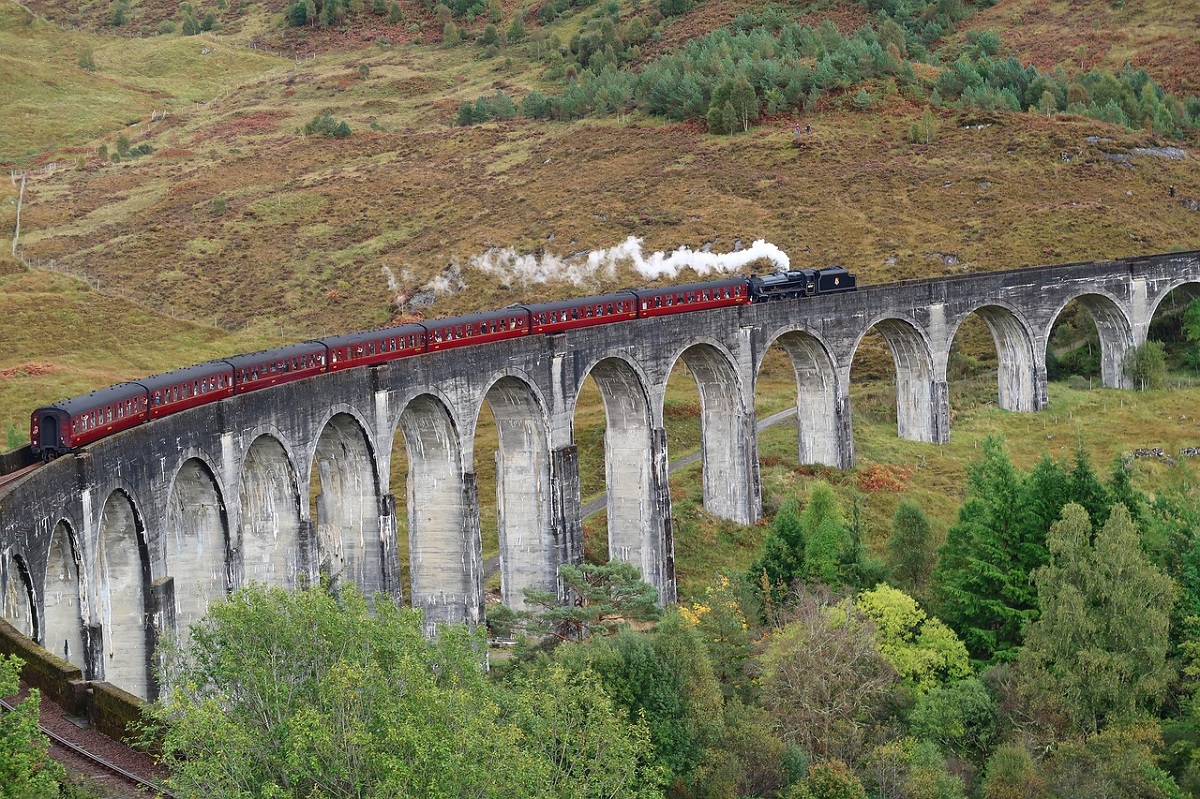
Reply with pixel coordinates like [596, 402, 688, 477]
[1, 250, 1198, 699]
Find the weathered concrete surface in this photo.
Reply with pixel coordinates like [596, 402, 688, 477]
[0, 250, 1197, 697]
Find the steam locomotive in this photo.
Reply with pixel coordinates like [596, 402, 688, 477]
[29, 267, 855, 459]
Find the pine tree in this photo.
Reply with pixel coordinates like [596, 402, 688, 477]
[748, 498, 805, 605]
[933, 437, 1044, 665]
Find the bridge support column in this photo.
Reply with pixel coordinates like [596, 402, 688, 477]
[650, 427, 676, 606]
[380, 493, 403, 602]
[412, 471, 483, 631]
[146, 577, 175, 702]
[836, 378, 855, 470]
[83, 622, 103, 682]
[297, 519, 319, 588]
[460, 471, 484, 627]
[700, 406, 759, 526]
[932, 380, 950, 444]
[1032, 357, 1049, 411]
[550, 446, 583, 599]
[743, 410, 762, 526]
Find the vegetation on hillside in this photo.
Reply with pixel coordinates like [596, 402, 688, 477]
[147, 429, 1200, 797]
[2, 0, 1200, 793]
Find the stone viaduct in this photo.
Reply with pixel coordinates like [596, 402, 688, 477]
[1, 250, 1197, 699]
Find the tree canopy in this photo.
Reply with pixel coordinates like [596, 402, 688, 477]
[1020, 503, 1175, 736]
[0, 655, 64, 799]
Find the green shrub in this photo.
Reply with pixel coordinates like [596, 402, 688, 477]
[304, 110, 352, 137]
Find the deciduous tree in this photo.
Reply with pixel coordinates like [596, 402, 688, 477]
[759, 587, 899, 762]
[0, 655, 64, 799]
[148, 583, 546, 799]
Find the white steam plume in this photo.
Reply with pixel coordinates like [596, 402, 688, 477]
[467, 235, 790, 287]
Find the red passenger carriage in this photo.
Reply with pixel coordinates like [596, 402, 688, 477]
[31, 382, 148, 459]
[324, 323, 427, 371]
[226, 343, 328, 393]
[424, 309, 529, 352]
[633, 278, 749, 317]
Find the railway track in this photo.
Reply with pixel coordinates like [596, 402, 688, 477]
[0, 461, 41, 492]
[0, 695, 173, 797]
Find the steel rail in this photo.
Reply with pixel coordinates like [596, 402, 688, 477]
[0, 695, 174, 797]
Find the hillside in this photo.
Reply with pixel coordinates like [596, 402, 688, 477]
[2, 0, 1199, 433]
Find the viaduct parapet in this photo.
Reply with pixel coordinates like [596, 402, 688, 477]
[2, 251, 1197, 698]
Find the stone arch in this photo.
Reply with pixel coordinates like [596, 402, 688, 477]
[1048, 291, 1134, 389]
[2, 553, 36, 640]
[474, 374, 555, 610]
[664, 339, 754, 524]
[948, 303, 1040, 412]
[43, 520, 85, 669]
[574, 356, 665, 594]
[851, 316, 939, 443]
[310, 413, 384, 596]
[239, 435, 304, 589]
[97, 489, 152, 699]
[760, 328, 843, 468]
[397, 394, 478, 627]
[165, 458, 229, 641]
[1147, 279, 1200, 338]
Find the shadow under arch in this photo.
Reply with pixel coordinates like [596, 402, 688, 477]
[43, 519, 86, 671]
[1147, 279, 1200, 339]
[165, 457, 229, 643]
[397, 393, 478, 628]
[760, 327, 843, 468]
[851, 316, 939, 443]
[1048, 291, 1134, 389]
[665, 339, 755, 525]
[310, 413, 384, 596]
[239, 434, 304, 589]
[2, 552, 37, 641]
[948, 303, 1041, 412]
[574, 355, 667, 597]
[97, 488, 153, 699]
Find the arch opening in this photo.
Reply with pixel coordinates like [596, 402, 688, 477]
[398, 395, 477, 627]
[166, 459, 228, 642]
[757, 331, 841, 468]
[476, 377, 554, 611]
[1146, 282, 1200, 382]
[97, 490, 151, 698]
[574, 358, 664, 594]
[44, 521, 85, 669]
[310, 415, 383, 596]
[239, 436, 303, 589]
[1046, 294, 1134, 389]
[667, 343, 753, 525]
[850, 319, 938, 443]
[2, 554, 36, 641]
[948, 307, 1038, 415]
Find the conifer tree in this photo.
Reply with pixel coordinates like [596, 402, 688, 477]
[933, 437, 1043, 665]
[1020, 504, 1174, 735]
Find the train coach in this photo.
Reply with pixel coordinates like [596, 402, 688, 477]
[29, 267, 855, 459]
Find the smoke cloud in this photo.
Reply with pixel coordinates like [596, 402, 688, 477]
[467, 236, 790, 287]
